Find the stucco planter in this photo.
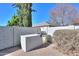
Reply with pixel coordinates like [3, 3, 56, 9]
[20, 34, 42, 52]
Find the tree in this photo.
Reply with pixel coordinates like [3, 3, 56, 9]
[7, 15, 19, 26]
[13, 3, 33, 27]
[71, 18, 79, 25]
[49, 4, 79, 26]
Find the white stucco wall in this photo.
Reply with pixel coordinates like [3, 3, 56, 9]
[41, 25, 75, 37]
[74, 26, 79, 29]
[0, 25, 79, 50]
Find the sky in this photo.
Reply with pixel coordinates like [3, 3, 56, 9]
[0, 3, 79, 26]
[0, 3, 16, 26]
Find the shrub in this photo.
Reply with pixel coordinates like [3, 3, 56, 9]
[53, 29, 79, 55]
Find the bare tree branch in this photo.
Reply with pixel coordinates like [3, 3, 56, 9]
[49, 4, 79, 26]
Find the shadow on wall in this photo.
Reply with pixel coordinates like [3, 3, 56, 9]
[47, 35, 52, 43]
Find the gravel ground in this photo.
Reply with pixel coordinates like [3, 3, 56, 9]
[4, 44, 66, 56]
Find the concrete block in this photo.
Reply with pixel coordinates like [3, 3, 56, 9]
[20, 34, 43, 52]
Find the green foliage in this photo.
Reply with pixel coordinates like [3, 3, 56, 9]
[7, 15, 19, 26]
[7, 3, 33, 27]
[13, 3, 32, 27]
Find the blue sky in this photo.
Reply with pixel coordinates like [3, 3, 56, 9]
[0, 3, 16, 26]
[0, 3, 79, 26]
[32, 3, 55, 25]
